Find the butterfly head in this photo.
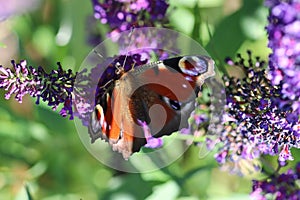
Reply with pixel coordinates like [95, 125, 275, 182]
[114, 62, 126, 76]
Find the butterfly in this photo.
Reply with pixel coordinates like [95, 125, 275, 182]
[88, 55, 215, 159]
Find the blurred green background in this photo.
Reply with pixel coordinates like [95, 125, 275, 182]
[0, 0, 276, 199]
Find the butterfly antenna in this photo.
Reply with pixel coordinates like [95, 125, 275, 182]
[122, 27, 135, 70]
[100, 79, 114, 90]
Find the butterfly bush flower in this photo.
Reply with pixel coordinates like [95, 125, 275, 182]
[0, 60, 39, 102]
[251, 162, 300, 199]
[35, 63, 76, 119]
[207, 51, 300, 168]
[138, 120, 163, 148]
[266, 0, 300, 115]
[91, 0, 169, 37]
[90, 0, 177, 60]
[0, 60, 77, 119]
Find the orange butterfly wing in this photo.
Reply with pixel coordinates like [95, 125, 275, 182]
[88, 56, 215, 159]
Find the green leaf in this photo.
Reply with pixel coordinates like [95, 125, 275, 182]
[145, 180, 180, 200]
[169, 8, 195, 35]
[32, 26, 55, 57]
[205, 0, 265, 65]
[0, 42, 6, 48]
[28, 161, 47, 179]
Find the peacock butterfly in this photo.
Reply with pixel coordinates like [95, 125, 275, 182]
[88, 55, 215, 159]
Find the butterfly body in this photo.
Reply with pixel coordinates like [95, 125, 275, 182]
[88, 55, 215, 159]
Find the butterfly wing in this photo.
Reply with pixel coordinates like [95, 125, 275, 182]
[88, 55, 215, 159]
[88, 72, 146, 159]
[134, 55, 215, 138]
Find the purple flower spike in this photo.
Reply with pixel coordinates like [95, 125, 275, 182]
[251, 161, 300, 199]
[266, 0, 300, 115]
[35, 62, 77, 119]
[0, 60, 39, 103]
[213, 51, 300, 168]
[145, 137, 163, 149]
[0, 60, 77, 119]
[91, 0, 169, 36]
